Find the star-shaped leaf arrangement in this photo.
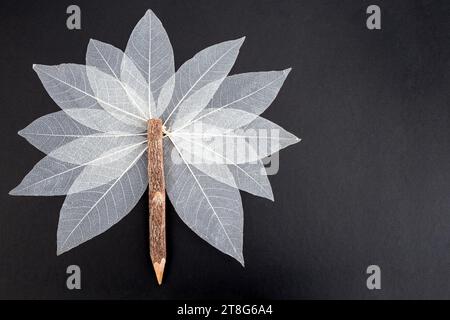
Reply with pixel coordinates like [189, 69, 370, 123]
[10, 10, 300, 284]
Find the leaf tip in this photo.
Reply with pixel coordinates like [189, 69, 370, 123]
[17, 129, 25, 137]
[263, 188, 275, 201]
[32, 64, 44, 73]
[56, 246, 66, 256]
[283, 68, 292, 76]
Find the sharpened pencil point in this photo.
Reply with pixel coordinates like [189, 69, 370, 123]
[153, 258, 166, 285]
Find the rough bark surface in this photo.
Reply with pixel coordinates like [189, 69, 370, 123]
[147, 119, 166, 285]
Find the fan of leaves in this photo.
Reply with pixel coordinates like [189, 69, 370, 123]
[10, 10, 299, 265]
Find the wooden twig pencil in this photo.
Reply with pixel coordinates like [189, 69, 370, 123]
[147, 119, 166, 285]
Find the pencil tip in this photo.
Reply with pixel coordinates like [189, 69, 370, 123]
[153, 258, 166, 285]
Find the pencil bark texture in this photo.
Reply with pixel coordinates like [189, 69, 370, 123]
[147, 119, 166, 285]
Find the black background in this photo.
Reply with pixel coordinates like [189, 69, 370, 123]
[1, 0, 450, 299]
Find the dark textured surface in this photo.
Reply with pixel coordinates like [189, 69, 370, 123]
[1, 0, 450, 299]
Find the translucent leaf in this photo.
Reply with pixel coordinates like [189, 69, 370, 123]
[125, 9, 175, 118]
[68, 144, 147, 194]
[121, 56, 154, 118]
[174, 108, 257, 133]
[227, 160, 273, 201]
[172, 112, 300, 163]
[162, 38, 245, 127]
[156, 75, 175, 118]
[169, 134, 273, 200]
[48, 134, 146, 165]
[33, 63, 99, 111]
[9, 157, 84, 196]
[174, 69, 291, 132]
[9, 141, 147, 196]
[168, 135, 237, 188]
[86, 39, 149, 118]
[57, 153, 148, 254]
[64, 108, 144, 133]
[18, 111, 145, 157]
[239, 115, 300, 160]
[33, 64, 146, 130]
[171, 80, 224, 130]
[18, 111, 98, 154]
[86, 66, 147, 128]
[164, 138, 244, 265]
[207, 69, 291, 113]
